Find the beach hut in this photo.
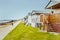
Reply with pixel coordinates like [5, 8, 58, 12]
[46, 3, 60, 32]
[26, 13, 32, 25]
[31, 11, 43, 28]
[26, 11, 44, 27]
[27, 10, 50, 30]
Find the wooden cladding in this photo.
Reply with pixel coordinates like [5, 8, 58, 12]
[40, 15, 44, 22]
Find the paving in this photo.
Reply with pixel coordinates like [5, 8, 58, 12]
[0, 21, 21, 40]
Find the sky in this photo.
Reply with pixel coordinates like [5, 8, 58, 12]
[0, 0, 58, 20]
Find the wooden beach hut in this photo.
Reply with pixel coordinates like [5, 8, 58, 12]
[46, 3, 60, 32]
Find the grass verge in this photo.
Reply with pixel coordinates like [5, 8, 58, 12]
[3, 22, 60, 40]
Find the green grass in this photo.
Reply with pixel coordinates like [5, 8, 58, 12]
[3, 22, 60, 40]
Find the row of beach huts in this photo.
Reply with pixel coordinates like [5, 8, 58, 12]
[23, 2, 60, 33]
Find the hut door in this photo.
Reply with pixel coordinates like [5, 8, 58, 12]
[40, 14, 44, 25]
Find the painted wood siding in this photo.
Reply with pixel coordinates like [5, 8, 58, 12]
[40, 15, 44, 22]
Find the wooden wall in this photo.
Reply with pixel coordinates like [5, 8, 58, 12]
[44, 13, 60, 32]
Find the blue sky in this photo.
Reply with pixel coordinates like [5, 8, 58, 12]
[0, 0, 58, 20]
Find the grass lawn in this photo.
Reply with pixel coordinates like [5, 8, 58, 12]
[3, 22, 60, 40]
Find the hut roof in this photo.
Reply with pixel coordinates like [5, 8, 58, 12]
[47, 3, 60, 9]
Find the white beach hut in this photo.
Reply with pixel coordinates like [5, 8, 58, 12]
[27, 10, 44, 27]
